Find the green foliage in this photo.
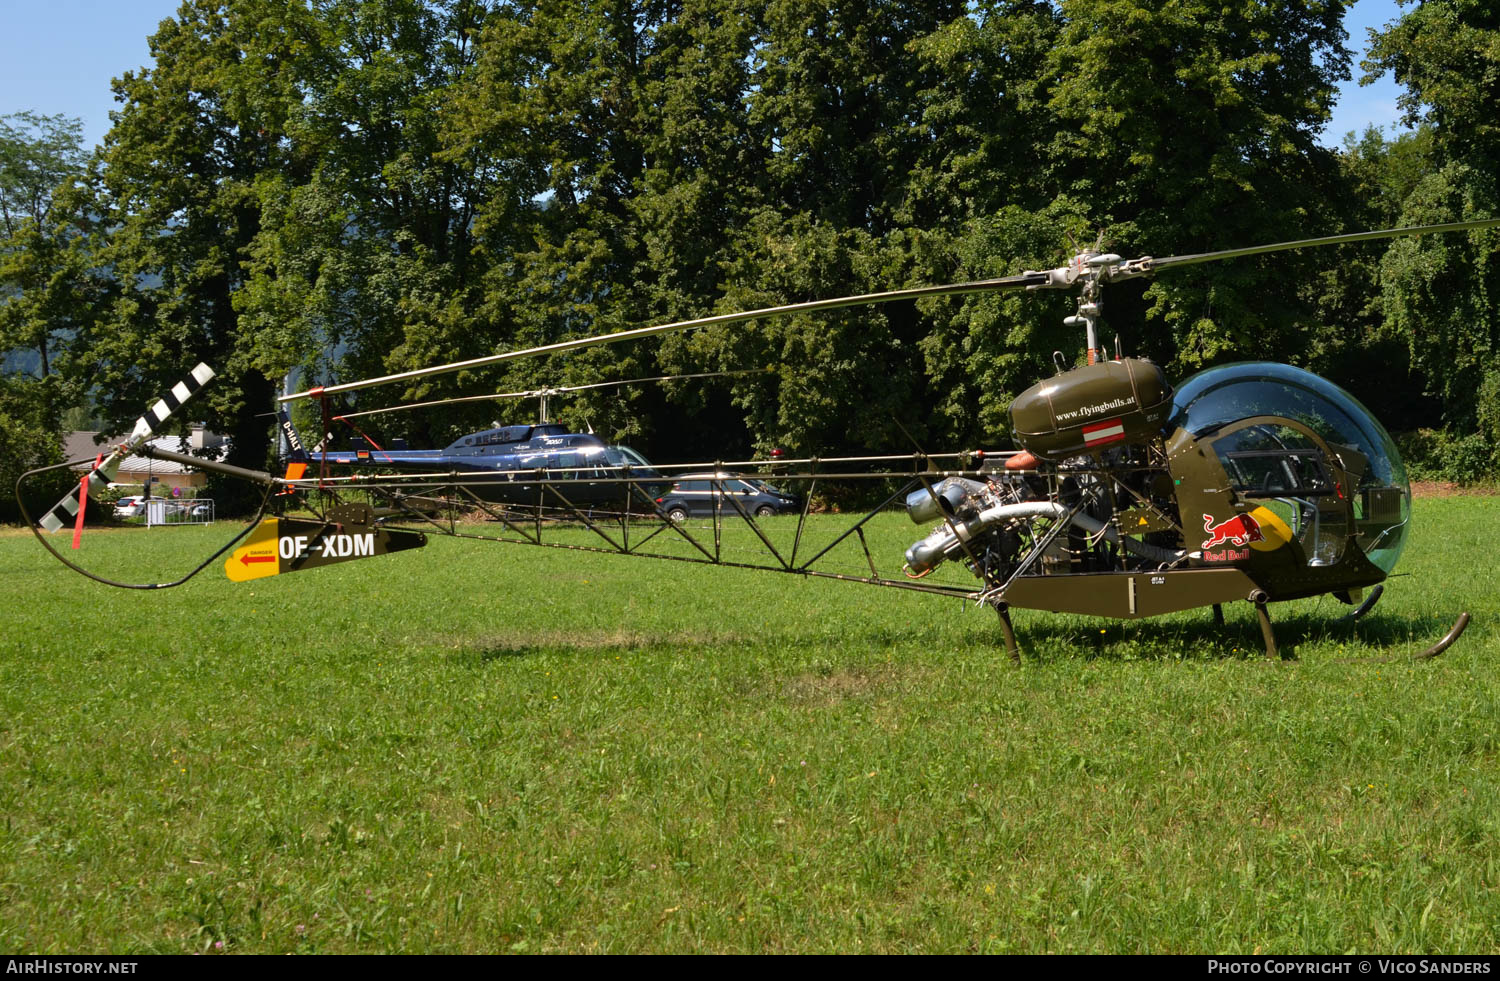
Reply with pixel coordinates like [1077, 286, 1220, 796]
[0, 374, 71, 523]
[1298, 126, 1434, 432]
[1365, 0, 1500, 166]
[1360, 0, 1500, 467]
[76, 0, 289, 511]
[928, 199, 1092, 442]
[0, 114, 95, 519]
[1478, 370, 1500, 447]
[1378, 162, 1500, 430]
[0, 112, 101, 381]
[902, 2, 1061, 225]
[0, 111, 85, 235]
[1396, 428, 1496, 485]
[1044, 0, 1351, 376]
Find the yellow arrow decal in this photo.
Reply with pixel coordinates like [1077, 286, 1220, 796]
[226, 518, 282, 582]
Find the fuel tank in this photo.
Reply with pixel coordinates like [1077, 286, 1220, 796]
[1009, 358, 1173, 459]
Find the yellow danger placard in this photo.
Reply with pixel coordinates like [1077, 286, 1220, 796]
[225, 518, 282, 582]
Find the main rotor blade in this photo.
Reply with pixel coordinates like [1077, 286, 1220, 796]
[1145, 217, 1500, 273]
[553, 367, 773, 395]
[281, 273, 1045, 402]
[333, 388, 546, 421]
[331, 369, 774, 422]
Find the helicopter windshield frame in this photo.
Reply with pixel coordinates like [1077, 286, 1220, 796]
[1207, 415, 1352, 567]
[1219, 448, 1336, 499]
[1170, 363, 1412, 574]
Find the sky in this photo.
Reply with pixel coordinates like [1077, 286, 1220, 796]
[1328, 0, 1418, 147]
[0, 0, 1415, 153]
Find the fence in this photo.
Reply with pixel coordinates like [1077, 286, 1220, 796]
[145, 498, 215, 527]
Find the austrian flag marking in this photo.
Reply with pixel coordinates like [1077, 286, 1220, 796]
[1082, 418, 1126, 447]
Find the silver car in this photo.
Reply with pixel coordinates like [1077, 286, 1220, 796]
[654, 472, 801, 523]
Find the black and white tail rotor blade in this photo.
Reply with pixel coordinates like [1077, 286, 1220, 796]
[38, 363, 217, 533]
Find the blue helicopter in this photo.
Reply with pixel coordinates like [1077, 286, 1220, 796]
[272, 377, 729, 511]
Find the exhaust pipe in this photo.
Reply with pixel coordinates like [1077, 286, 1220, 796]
[904, 500, 1184, 575]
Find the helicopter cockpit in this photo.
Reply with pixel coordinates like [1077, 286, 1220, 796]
[1168, 362, 1411, 573]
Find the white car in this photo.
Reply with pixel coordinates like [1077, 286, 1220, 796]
[113, 496, 146, 518]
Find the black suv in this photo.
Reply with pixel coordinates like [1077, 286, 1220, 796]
[655, 472, 801, 522]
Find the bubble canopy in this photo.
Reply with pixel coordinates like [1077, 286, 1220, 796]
[1167, 362, 1411, 574]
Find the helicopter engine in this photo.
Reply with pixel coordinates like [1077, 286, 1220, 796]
[901, 355, 1187, 583]
[902, 442, 1186, 584]
[902, 477, 1021, 579]
[902, 356, 1185, 584]
[903, 487, 1032, 581]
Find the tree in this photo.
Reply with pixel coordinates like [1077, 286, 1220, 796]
[0, 112, 85, 240]
[77, 0, 305, 512]
[0, 113, 96, 518]
[1379, 161, 1499, 428]
[51, 0, 1443, 487]
[1366, 0, 1500, 168]
[1302, 126, 1440, 432]
[657, 0, 982, 455]
[229, 0, 507, 453]
[901, 1, 1062, 226]
[0, 112, 94, 380]
[76, 1, 509, 508]
[448, 0, 768, 449]
[1366, 0, 1500, 441]
[1039, 0, 1353, 377]
[0, 373, 71, 524]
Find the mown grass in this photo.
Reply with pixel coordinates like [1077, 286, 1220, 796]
[0, 497, 1497, 953]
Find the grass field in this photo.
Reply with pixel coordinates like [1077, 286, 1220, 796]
[1, 497, 1497, 953]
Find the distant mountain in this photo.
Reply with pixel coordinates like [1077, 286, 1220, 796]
[2, 348, 44, 376]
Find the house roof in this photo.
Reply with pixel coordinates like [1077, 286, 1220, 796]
[64, 431, 225, 476]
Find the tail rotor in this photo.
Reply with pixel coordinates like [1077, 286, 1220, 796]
[36, 363, 216, 533]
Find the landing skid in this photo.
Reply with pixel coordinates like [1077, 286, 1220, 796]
[1215, 588, 1469, 662]
[1331, 611, 1471, 663]
[1242, 594, 1469, 662]
[1336, 584, 1384, 624]
[991, 593, 1471, 663]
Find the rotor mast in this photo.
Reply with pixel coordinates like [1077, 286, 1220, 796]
[1024, 250, 1149, 364]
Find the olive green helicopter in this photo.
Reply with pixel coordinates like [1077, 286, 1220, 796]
[22, 218, 1496, 661]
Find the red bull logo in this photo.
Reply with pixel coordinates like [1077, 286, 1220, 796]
[1201, 512, 1264, 550]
